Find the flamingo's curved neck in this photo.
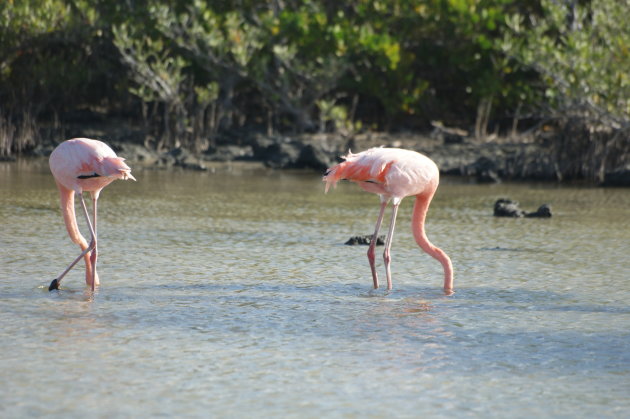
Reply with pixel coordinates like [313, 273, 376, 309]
[411, 193, 454, 291]
[57, 183, 86, 248]
[56, 182, 95, 283]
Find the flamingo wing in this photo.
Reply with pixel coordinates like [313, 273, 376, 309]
[323, 147, 438, 198]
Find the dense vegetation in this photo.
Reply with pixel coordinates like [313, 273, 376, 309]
[1, 0, 628, 180]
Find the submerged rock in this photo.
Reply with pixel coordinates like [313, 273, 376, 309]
[494, 199, 525, 217]
[525, 204, 552, 218]
[493, 199, 552, 218]
[345, 235, 385, 246]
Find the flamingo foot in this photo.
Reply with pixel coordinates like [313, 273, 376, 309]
[49, 278, 60, 291]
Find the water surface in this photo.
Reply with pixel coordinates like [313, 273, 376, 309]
[1, 159, 629, 417]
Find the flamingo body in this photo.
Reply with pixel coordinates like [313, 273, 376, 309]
[324, 147, 453, 292]
[50, 138, 135, 195]
[49, 138, 135, 290]
[324, 147, 439, 198]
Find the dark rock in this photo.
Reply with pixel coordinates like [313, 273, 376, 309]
[204, 145, 254, 162]
[296, 143, 334, 170]
[248, 134, 340, 170]
[345, 235, 385, 246]
[161, 147, 207, 171]
[494, 199, 525, 217]
[248, 133, 276, 151]
[601, 164, 630, 187]
[267, 141, 301, 168]
[251, 136, 301, 169]
[166, 147, 188, 159]
[525, 204, 552, 218]
[113, 142, 159, 165]
[469, 156, 501, 183]
[494, 199, 552, 218]
[30, 143, 55, 157]
[430, 121, 468, 144]
[177, 161, 207, 171]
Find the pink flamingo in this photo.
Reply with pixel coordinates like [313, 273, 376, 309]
[323, 147, 454, 292]
[48, 138, 135, 291]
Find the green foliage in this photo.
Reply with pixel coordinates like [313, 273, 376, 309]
[501, 0, 630, 125]
[113, 24, 188, 105]
[0, 0, 123, 116]
[0, 0, 627, 158]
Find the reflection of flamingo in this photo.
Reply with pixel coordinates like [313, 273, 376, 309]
[49, 138, 135, 291]
[324, 147, 453, 292]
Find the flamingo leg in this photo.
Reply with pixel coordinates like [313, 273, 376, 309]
[78, 193, 98, 291]
[383, 199, 401, 290]
[49, 192, 97, 291]
[49, 246, 92, 290]
[88, 193, 99, 291]
[92, 195, 100, 291]
[368, 198, 389, 289]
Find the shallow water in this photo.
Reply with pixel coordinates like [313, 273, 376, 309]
[1, 159, 629, 418]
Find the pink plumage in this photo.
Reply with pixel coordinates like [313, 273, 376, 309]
[48, 138, 135, 291]
[49, 138, 134, 195]
[324, 147, 454, 292]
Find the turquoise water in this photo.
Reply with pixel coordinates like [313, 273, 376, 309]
[1, 159, 629, 417]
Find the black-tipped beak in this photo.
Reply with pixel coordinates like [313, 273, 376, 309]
[49, 279, 60, 291]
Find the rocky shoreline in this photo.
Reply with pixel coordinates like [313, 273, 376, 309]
[14, 126, 630, 186]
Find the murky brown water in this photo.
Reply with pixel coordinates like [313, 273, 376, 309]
[1, 159, 629, 417]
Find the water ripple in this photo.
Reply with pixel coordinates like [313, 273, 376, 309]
[1, 164, 629, 417]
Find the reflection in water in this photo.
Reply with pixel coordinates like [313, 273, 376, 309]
[401, 299, 434, 314]
[1, 160, 629, 417]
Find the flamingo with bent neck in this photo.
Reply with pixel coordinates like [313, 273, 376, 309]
[48, 138, 135, 291]
[323, 147, 454, 292]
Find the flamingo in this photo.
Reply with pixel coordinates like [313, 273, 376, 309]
[323, 147, 453, 292]
[48, 138, 135, 291]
